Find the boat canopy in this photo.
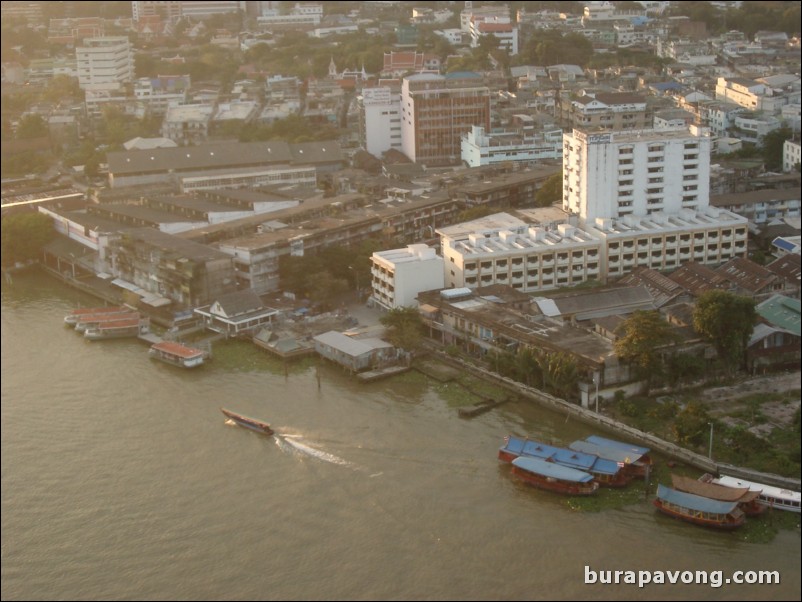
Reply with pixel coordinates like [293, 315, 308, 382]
[512, 456, 595, 483]
[671, 474, 759, 503]
[503, 436, 622, 475]
[569, 440, 644, 465]
[585, 435, 650, 457]
[656, 484, 739, 514]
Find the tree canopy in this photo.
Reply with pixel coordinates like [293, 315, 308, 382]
[693, 290, 757, 372]
[614, 310, 680, 393]
[379, 307, 424, 352]
[1, 213, 55, 267]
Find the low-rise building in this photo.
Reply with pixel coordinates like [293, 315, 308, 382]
[313, 331, 396, 372]
[370, 244, 444, 310]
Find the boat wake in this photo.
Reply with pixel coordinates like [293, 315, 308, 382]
[275, 434, 354, 468]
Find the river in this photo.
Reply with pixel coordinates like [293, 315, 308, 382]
[2, 270, 799, 601]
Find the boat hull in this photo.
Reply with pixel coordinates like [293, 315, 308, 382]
[653, 499, 744, 530]
[221, 408, 273, 435]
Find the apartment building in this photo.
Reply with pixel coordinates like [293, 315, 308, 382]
[783, 139, 801, 173]
[556, 92, 650, 131]
[131, 1, 243, 21]
[715, 75, 801, 115]
[358, 86, 403, 159]
[400, 72, 491, 166]
[461, 124, 563, 167]
[370, 244, 445, 310]
[75, 36, 134, 92]
[562, 125, 712, 222]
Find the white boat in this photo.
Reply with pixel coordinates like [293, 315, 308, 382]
[712, 475, 801, 513]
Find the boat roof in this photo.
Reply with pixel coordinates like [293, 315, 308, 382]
[151, 340, 204, 358]
[511, 456, 595, 483]
[75, 311, 137, 323]
[656, 484, 739, 514]
[714, 475, 801, 503]
[585, 435, 650, 456]
[671, 474, 759, 503]
[569, 440, 645, 464]
[502, 436, 620, 475]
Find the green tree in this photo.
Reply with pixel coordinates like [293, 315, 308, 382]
[693, 290, 757, 372]
[615, 310, 680, 393]
[308, 271, 349, 310]
[761, 127, 792, 171]
[16, 114, 48, 139]
[1, 213, 55, 267]
[535, 349, 579, 400]
[534, 172, 562, 207]
[380, 307, 425, 352]
[672, 402, 712, 447]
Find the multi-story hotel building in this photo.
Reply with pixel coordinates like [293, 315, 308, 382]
[439, 124, 748, 293]
[400, 72, 490, 166]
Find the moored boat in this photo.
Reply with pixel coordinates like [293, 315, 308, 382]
[510, 456, 599, 496]
[84, 317, 148, 340]
[73, 310, 139, 332]
[221, 408, 274, 435]
[653, 484, 745, 530]
[149, 341, 206, 368]
[499, 436, 629, 487]
[571, 435, 652, 478]
[64, 306, 128, 325]
[674, 474, 766, 517]
[709, 475, 801, 514]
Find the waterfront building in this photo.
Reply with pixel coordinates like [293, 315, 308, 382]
[108, 227, 237, 309]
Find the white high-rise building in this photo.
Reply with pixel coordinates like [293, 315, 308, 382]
[358, 87, 403, 159]
[76, 36, 134, 92]
[563, 125, 711, 222]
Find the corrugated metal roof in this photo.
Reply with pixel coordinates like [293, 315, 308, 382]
[756, 294, 801, 336]
[585, 435, 650, 456]
[511, 456, 594, 483]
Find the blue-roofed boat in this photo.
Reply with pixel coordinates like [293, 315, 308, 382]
[653, 484, 745, 530]
[576, 435, 653, 477]
[499, 436, 629, 487]
[511, 456, 599, 496]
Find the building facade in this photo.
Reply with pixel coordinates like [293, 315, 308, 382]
[370, 244, 445, 310]
[108, 228, 237, 309]
[358, 86, 403, 159]
[75, 36, 134, 92]
[562, 125, 711, 223]
[400, 72, 490, 166]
